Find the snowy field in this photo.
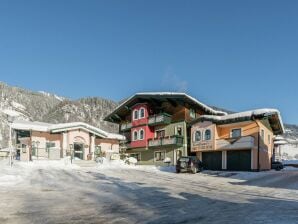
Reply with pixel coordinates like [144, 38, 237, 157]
[0, 160, 298, 224]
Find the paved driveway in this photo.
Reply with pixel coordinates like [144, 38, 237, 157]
[0, 163, 298, 224]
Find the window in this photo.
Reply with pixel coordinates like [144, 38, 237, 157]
[231, 129, 241, 138]
[139, 108, 145, 118]
[139, 129, 145, 140]
[156, 130, 165, 138]
[261, 129, 265, 140]
[204, 129, 211, 140]
[133, 110, 138, 120]
[133, 130, 138, 141]
[194, 130, 201, 142]
[268, 134, 271, 144]
[46, 142, 55, 149]
[155, 151, 165, 161]
[130, 153, 141, 161]
[175, 126, 183, 136]
[189, 108, 196, 119]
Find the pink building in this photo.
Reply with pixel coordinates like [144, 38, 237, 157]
[11, 120, 125, 161]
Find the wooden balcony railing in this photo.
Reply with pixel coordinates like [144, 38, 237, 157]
[148, 135, 184, 148]
[148, 113, 172, 126]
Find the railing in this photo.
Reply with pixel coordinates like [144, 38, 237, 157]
[120, 122, 132, 131]
[148, 135, 184, 147]
[148, 113, 172, 126]
[216, 136, 255, 150]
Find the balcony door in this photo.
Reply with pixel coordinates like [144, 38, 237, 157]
[156, 130, 165, 138]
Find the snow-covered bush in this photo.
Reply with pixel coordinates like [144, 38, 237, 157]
[125, 157, 138, 165]
[163, 157, 171, 166]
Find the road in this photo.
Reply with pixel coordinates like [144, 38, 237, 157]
[0, 162, 298, 224]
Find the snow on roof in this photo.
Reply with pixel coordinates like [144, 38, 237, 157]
[195, 108, 284, 134]
[274, 140, 288, 145]
[108, 92, 227, 121]
[12, 120, 125, 140]
[12, 120, 51, 132]
[274, 136, 286, 141]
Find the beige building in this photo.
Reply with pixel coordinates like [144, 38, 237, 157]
[11, 120, 125, 161]
[191, 109, 284, 171]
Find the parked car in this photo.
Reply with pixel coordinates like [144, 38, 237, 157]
[176, 156, 203, 174]
[271, 161, 284, 171]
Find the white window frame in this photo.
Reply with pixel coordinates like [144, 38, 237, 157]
[139, 129, 145, 140]
[204, 129, 212, 141]
[175, 126, 183, 136]
[132, 130, 138, 141]
[154, 151, 166, 162]
[230, 128, 242, 138]
[139, 107, 145, 119]
[133, 109, 139, 120]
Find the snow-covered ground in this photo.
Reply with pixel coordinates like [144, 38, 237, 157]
[0, 160, 298, 224]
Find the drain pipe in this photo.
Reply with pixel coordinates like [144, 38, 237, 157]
[252, 116, 260, 172]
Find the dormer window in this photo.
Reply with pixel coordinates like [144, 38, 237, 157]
[139, 108, 145, 118]
[133, 110, 138, 120]
[204, 129, 211, 140]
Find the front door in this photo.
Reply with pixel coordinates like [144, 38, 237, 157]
[74, 143, 84, 160]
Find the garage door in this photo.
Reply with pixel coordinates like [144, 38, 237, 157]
[202, 151, 222, 170]
[227, 150, 251, 171]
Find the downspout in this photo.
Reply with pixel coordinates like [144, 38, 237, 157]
[257, 130, 260, 172]
[252, 116, 260, 172]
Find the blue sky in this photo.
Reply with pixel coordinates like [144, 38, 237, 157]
[0, 0, 298, 124]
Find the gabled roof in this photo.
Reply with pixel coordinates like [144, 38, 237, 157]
[11, 120, 125, 140]
[191, 108, 284, 135]
[105, 92, 227, 122]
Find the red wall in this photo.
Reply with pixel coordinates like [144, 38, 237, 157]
[130, 104, 155, 148]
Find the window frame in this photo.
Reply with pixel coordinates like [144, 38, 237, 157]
[261, 129, 265, 140]
[139, 107, 145, 119]
[175, 126, 183, 136]
[132, 130, 138, 141]
[133, 109, 139, 120]
[139, 129, 145, 140]
[193, 130, 202, 142]
[155, 129, 166, 138]
[154, 151, 166, 162]
[231, 128, 242, 138]
[204, 129, 212, 141]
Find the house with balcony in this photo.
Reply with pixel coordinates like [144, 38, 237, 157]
[190, 109, 284, 171]
[105, 92, 226, 165]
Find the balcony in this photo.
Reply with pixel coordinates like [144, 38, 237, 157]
[216, 136, 255, 150]
[148, 113, 172, 126]
[148, 135, 184, 148]
[120, 122, 132, 131]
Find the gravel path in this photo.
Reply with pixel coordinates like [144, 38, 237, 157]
[0, 162, 298, 224]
